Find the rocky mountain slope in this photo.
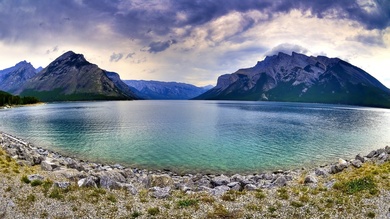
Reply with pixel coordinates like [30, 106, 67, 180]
[195, 52, 390, 108]
[15, 51, 139, 101]
[124, 80, 212, 100]
[0, 61, 38, 93]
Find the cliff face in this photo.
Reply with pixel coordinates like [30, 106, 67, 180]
[15, 51, 139, 101]
[195, 52, 390, 108]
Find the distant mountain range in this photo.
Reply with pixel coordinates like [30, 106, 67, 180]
[0, 51, 139, 101]
[124, 80, 213, 100]
[195, 52, 390, 108]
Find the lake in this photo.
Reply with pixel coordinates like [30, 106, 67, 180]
[1, 100, 390, 174]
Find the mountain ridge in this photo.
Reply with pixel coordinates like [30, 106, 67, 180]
[195, 52, 390, 108]
[124, 80, 212, 100]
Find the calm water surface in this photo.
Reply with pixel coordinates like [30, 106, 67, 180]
[1, 100, 390, 174]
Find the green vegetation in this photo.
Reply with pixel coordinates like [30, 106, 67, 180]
[21, 175, 31, 184]
[177, 199, 199, 208]
[31, 179, 43, 187]
[0, 90, 39, 106]
[147, 207, 159, 216]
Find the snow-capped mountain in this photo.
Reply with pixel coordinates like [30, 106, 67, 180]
[195, 52, 390, 108]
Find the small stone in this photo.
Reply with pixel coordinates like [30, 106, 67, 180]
[41, 160, 59, 171]
[385, 146, 390, 154]
[149, 174, 174, 188]
[120, 183, 138, 195]
[315, 168, 328, 176]
[28, 174, 44, 181]
[355, 154, 365, 163]
[112, 164, 125, 169]
[304, 175, 317, 184]
[54, 182, 71, 189]
[210, 185, 230, 196]
[230, 174, 244, 183]
[244, 184, 257, 191]
[366, 150, 376, 158]
[211, 175, 230, 186]
[272, 176, 287, 187]
[325, 179, 336, 189]
[78, 177, 98, 188]
[227, 181, 240, 188]
[150, 186, 171, 199]
[376, 148, 386, 156]
[378, 152, 388, 161]
[351, 159, 362, 168]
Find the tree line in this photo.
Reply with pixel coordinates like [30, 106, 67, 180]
[0, 90, 40, 106]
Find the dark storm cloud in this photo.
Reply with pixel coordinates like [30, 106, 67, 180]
[350, 32, 386, 46]
[147, 39, 177, 53]
[0, 0, 389, 46]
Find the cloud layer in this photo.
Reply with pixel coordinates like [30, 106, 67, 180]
[0, 0, 389, 87]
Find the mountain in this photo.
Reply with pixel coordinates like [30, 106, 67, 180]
[195, 52, 390, 108]
[0, 61, 37, 93]
[124, 80, 212, 100]
[15, 51, 139, 101]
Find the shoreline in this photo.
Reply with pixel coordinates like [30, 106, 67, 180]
[1, 131, 390, 218]
[1, 131, 389, 188]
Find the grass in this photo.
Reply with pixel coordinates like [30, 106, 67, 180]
[21, 175, 31, 184]
[147, 207, 159, 216]
[31, 179, 43, 187]
[207, 204, 242, 219]
[177, 199, 199, 208]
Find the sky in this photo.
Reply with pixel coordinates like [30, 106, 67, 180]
[0, 0, 389, 87]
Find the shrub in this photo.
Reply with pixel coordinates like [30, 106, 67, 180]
[340, 176, 377, 195]
[107, 194, 117, 203]
[255, 190, 266, 199]
[26, 194, 36, 202]
[177, 199, 199, 208]
[277, 188, 289, 200]
[49, 188, 64, 200]
[147, 207, 159, 216]
[131, 211, 142, 218]
[291, 201, 304, 208]
[31, 180, 43, 187]
[21, 175, 30, 184]
[366, 212, 375, 218]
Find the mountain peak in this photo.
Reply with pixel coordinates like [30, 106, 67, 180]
[53, 51, 87, 64]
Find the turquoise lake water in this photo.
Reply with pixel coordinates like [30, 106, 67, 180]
[1, 100, 390, 174]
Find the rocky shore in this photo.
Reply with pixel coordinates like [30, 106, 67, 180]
[1, 131, 390, 218]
